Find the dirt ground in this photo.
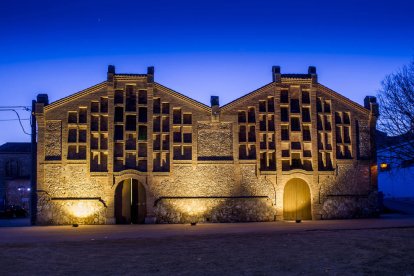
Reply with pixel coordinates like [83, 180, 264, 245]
[1, 227, 414, 275]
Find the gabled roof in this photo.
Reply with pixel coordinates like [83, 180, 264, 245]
[44, 82, 107, 111]
[44, 71, 148, 111]
[0, 142, 31, 153]
[317, 84, 370, 115]
[43, 77, 211, 113]
[221, 82, 275, 111]
[221, 80, 370, 115]
[154, 82, 211, 112]
[40, 68, 370, 116]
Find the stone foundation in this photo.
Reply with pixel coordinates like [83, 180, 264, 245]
[154, 197, 276, 223]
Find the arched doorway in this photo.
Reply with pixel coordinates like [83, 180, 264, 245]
[114, 179, 147, 224]
[283, 178, 312, 220]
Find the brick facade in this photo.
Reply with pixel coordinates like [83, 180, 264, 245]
[35, 65, 379, 224]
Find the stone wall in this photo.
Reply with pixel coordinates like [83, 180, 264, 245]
[37, 192, 107, 225]
[321, 191, 379, 219]
[154, 197, 276, 223]
[154, 164, 275, 199]
[42, 164, 109, 199]
[37, 164, 110, 224]
[44, 120, 62, 160]
[358, 119, 371, 159]
[320, 162, 371, 196]
[155, 164, 237, 197]
[152, 164, 277, 223]
[319, 162, 378, 219]
[240, 165, 276, 200]
[197, 122, 233, 159]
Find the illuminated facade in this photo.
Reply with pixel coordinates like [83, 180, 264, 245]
[35, 65, 379, 224]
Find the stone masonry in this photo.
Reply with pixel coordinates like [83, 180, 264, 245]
[35, 65, 380, 225]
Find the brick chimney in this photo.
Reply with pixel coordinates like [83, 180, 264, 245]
[272, 66, 281, 83]
[211, 96, 220, 122]
[147, 66, 154, 83]
[107, 65, 115, 82]
[308, 66, 317, 83]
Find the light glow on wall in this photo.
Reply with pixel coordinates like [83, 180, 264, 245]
[179, 200, 208, 216]
[66, 201, 97, 218]
[158, 198, 223, 223]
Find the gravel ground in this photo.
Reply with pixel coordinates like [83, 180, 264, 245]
[1, 227, 414, 275]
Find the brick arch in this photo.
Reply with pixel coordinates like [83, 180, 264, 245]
[113, 172, 148, 224]
[112, 170, 148, 192]
[281, 172, 313, 192]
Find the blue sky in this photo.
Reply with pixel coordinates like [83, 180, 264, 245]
[0, 0, 413, 144]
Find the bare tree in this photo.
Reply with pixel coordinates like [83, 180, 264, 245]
[377, 59, 414, 168]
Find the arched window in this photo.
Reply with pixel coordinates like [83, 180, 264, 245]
[5, 160, 19, 177]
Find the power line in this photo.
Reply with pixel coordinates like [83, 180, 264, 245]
[0, 118, 30, 121]
[0, 109, 31, 135]
[0, 106, 31, 111]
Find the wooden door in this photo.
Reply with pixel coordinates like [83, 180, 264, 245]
[121, 179, 132, 223]
[115, 181, 123, 224]
[115, 179, 131, 224]
[283, 178, 312, 220]
[131, 180, 138, 224]
[137, 181, 147, 224]
[130, 180, 147, 224]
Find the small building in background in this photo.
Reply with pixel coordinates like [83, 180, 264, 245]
[377, 132, 414, 199]
[0, 142, 31, 212]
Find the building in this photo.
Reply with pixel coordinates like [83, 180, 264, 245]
[34, 65, 379, 225]
[377, 132, 414, 199]
[0, 142, 31, 212]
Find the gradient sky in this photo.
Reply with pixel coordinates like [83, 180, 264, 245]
[0, 0, 413, 144]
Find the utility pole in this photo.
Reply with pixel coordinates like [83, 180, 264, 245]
[30, 99, 37, 225]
